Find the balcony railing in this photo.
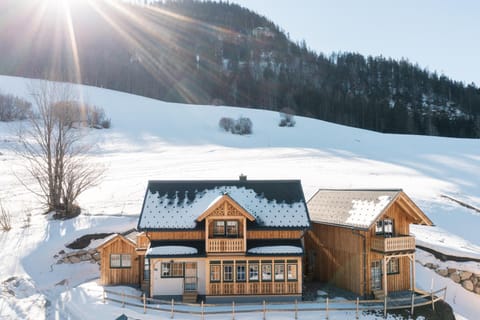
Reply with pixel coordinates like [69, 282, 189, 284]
[208, 281, 299, 295]
[371, 235, 415, 253]
[207, 238, 244, 253]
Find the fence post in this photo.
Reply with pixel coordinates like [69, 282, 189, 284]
[263, 300, 266, 320]
[383, 296, 387, 318]
[326, 297, 329, 320]
[431, 290, 435, 311]
[102, 289, 106, 304]
[356, 297, 359, 320]
[294, 299, 298, 320]
[410, 292, 415, 315]
[171, 298, 174, 319]
[443, 286, 447, 300]
[201, 300, 204, 320]
[143, 293, 146, 314]
[232, 301, 235, 320]
[122, 290, 125, 308]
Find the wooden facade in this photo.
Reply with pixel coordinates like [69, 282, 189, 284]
[305, 190, 433, 298]
[97, 235, 141, 286]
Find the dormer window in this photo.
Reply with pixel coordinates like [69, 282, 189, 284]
[213, 220, 239, 237]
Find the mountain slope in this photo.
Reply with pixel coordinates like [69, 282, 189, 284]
[0, 0, 479, 137]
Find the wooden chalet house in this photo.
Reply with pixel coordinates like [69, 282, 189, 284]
[98, 177, 311, 303]
[305, 189, 433, 299]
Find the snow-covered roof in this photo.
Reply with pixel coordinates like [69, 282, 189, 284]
[307, 189, 402, 229]
[138, 180, 310, 230]
[146, 246, 197, 256]
[248, 245, 303, 255]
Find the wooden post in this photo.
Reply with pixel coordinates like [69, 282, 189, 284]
[383, 295, 387, 318]
[122, 290, 125, 308]
[326, 297, 329, 320]
[263, 300, 266, 320]
[383, 257, 388, 300]
[102, 289, 106, 304]
[143, 293, 146, 314]
[443, 286, 447, 300]
[356, 297, 359, 320]
[295, 299, 298, 320]
[431, 290, 435, 311]
[171, 298, 174, 319]
[410, 292, 415, 315]
[232, 301, 235, 320]
[201, 301, 204, 320]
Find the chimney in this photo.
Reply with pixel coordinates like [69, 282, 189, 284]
[239, 174, 247, 181]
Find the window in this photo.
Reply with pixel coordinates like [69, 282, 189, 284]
[376, 219, 394, 237]
[387, 258, 399, 275]
[287, 264, 297, 280]
[236, 264, 246, 282]
[224, 264, 233, 282]
[249, 263, 259, 281]
[274, 263, 285, 281]
[210, 264, 221, 282]
[161, 262, 184, 278]
[212, 220, 239, 237]
[226, 221, 239, 237]
[144, 259, 150, 281]
[110, 254, 131, 268]
[213, 221, 225, 236]
[262, 263, 272, 281]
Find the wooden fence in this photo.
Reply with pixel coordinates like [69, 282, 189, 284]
[102, 287, 447, 319]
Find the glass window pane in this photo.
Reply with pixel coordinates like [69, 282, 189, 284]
[262, 264, 272, 281]
[237, 264, 246, 281]
[224, 265, 233, 282]
[210, 265, 221, 281]
[226, 221, 238, 237]
[249, 264, 259, 281]
[121, 254, 131, 267]
[287, 264, 297, 280]
[110, 254, 121, 268]
[162, 263, 171, 277]
[275, 264, 285, 281]
[214, 221, 225, 236]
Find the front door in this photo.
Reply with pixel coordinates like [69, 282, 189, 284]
[184, 262, 197, 292]
[371, 261, 382, 290]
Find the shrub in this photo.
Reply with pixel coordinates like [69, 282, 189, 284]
[0, 93, 32, 121]
[0, 201, 11, 231]
[219, 116, 253, 135]
[279, 108, 296, 127]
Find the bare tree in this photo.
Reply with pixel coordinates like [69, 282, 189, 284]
[17, 81, 104, 219]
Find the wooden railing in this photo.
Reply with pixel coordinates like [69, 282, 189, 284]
[371, 235, 415, 253]
[207, 238, 244, 253]
[208, 281, 299, 295]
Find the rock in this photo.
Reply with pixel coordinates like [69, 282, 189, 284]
[69, 256, 81, 263]
[92, 253, 100, 261]
[80, 254, 91, 261]
[450, 272, 461, 283]
[436, 269, 448, 277]
[475, 286, 480, 294]
[87, 249, 97, 255]
[447, 268, 457, 274]
[62, 257, 71, 264]
[53, 254, 59, 259]
[462, 280, 474, 291]
[425, 263, 434, 268]
[460, 271, 473, 281]
[59, 250, 65, 255]
[472, 277, 478, 286]
[56, 260, 64, 265]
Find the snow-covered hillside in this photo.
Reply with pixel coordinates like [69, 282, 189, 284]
[0, 75, 479, 319]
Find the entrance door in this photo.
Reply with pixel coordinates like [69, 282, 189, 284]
[371, 261, 382, 290]
[184, 262, 197, 292]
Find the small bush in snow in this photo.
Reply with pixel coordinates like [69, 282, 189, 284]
[0, 200, 11, 231]
[219, 117, 253, 135]
[0, 93, 32, 121]
[49, 101, 111, 129]
[279, 108, 296, 127]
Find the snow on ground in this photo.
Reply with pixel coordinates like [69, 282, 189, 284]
[0, 75, 480, 319]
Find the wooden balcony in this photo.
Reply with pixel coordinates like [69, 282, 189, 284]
[207, 238, 244, 253]
[371, 235, 415, 253]
[208, 281, 299, 296]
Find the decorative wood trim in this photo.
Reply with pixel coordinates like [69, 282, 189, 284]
[196, 195, 256, 222]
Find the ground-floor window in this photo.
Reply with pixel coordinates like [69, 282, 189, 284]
[236, 263, 246, 282]
[274, 263, 285, 281]
[249, 263, 259, 281]
[387, 258, 400, 275]
[161, 262, 184, 278]
[110, 254, 131, 268]
[262, 263, 272, 281]
[287, 263, 297, 280]
[210, 263, 221, 282]
[224, 263, 234, 282]
[144, 258, 150, 280]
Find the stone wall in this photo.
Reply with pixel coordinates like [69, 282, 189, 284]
[423, 262, 480, 294]
[54, 249, 100, 265]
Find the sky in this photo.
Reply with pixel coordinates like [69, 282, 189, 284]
[230, 0, 480, 86]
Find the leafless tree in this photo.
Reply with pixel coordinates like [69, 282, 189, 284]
[17, 81, 104, 219]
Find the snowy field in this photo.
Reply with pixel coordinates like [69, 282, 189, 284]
[0, 75, 479, 319]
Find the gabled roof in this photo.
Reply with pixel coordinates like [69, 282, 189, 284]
[97, 229, 138, 250]
[196, 194, 256, 222]
[307, 189, 433, 230]
[137, 180, 310, 231]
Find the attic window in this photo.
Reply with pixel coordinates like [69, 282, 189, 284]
[213, 220, 239, 237]
[376, 219, 394, 237]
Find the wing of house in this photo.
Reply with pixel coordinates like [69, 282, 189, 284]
[305, 189, 433, 299]
[98, 177, 310, 303]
